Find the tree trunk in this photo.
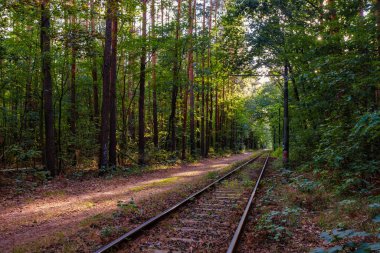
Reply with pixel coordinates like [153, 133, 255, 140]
[138, 0, 147, 165]
[99, 0, 113, 169]
[200, 0, 206, 157]
[109, 6, 118, 167]
[283, 62, 289, 167]
[288, 64, 300, 102]
[91, 0, 100, 127]
[128, 50, 136, 141]
[167, 0, 182, 152]
[181, 80, 188, 160]
[188, 0, 195, 156]
[40, 0, 57, 176]
[151, 0, 159, 148]
[375, 0, 380, 107]
[205, 0, 213, 157]
[70, 0, 77, 166]
[121, 58, 127, 163]
[278, 107, 281, 148]
[376, 0, 380, 56]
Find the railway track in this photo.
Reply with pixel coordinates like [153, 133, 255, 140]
[95, 154, 270, 253]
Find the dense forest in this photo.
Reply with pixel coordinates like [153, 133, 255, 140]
[0, 0, 378, 185]
[1, 0, 259, 175]
[1, 0, 380, 252]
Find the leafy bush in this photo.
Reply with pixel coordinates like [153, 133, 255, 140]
[100, 226, 115, 238]
[271, 147, 282, 159]
[312, 112, 380, 194]
[291, 176, 321, 193]
[113, 199, 139, 218]
[312, 228, 380, 253]
[257, 207, 300, 242]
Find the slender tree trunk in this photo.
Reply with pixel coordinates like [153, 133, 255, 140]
[128, 49, 136, 141]
[181, 80, 188, 160]
[188, 0, 195, 156]
[138, 0, 147, 164]
[70, 0, 77, 165]
[200, 0, 206, 157]
[288, 64, 300, 102]
[283, 62, 289, 167]
[151, 0, 159, 148]
[121, 58, 127, 162]
[208, 87, 213, 151]
[99, 0, 113, 169]
[375, 0, 380, 107]
[376, 0, 380, 56]
[205, 86, 209, 157]
[91, 0, 100, 126]
[167, 0, 182, 152]
[215, 85, 218, 150]
[205, 0, 213, 157]
[182, 0, 195, 159]
[40, 0, 57, 175]
[109, 5, 118, 167]
[278, 107, 281, 148]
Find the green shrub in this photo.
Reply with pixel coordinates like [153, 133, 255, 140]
[256, 207, 300, 242]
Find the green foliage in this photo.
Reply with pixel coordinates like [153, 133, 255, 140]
[33, 171, 51, 183]
[239, 0, 380, 194]
[0, 0, 260, 173]
[100, 226, 115, 238]
[113, 199, 139, 218]
[256, 207, 300, 242]
[206, 171, 219, 180]
[291, 176, 321, 193]
[271, 147, 282, 158]
[312, 228, 380, 253]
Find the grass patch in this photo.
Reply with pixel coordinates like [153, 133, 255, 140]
[130, 177, 179, 192]
[79, 213, 105, 227]
[206, 171, 219, 180]
[43, 189, 66, 197]
[12, 230, 72, 253]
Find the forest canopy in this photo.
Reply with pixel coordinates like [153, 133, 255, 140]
[0, 0, 379, 193]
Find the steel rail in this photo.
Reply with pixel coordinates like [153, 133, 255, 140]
[227, 154, 270, 253]
[94, 153, 262, 253]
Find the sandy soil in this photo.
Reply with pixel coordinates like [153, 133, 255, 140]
[0, 152, 252, 252]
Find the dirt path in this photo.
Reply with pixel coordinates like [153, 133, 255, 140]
[0, 152, 252, 252]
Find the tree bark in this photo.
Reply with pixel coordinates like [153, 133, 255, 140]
[99, 0, 113, 169]
[70, 0, 77, 166]
[376, 0, 380, 56]
[121, 57, 128, 163]
[283, 62, 289, 167]
[40, 0, 57, 176]
[188, 0, 195, 156]
[109, 4, 118, 167]
[181, 80, 188, 160]
[167, 0, 182, 152]
[151, 0, 159, 148]
[205, 0, 213, 157]
[288, 64, 300, 102]
[200, 0, 206, 156]
[138, 0, 147, 164]
[91, 0, 100, 127]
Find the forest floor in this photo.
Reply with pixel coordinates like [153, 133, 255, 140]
[237, 160, 379, 253]
[0, 152, 254, 252]
[1, 153, 378, 252]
